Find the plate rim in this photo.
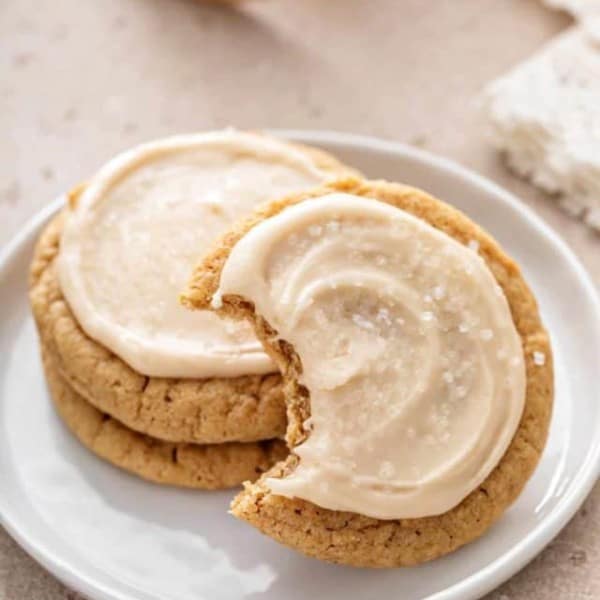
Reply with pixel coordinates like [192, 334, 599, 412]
[1, 129, 599, 600]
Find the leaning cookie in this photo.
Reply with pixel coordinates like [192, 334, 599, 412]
[182, 177, 553, 567]
[41, 347, 287, 489]
[30, 131, 359, 445]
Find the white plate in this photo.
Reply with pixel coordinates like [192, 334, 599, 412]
[1, 131, 599, 600]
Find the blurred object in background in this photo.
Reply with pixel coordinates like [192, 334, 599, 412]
[543, 0, 600, 40]
[482, 23, 600, 231]
[543, 0, 600, 18]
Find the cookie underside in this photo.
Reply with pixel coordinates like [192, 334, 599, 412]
[182, 178, 554, 567]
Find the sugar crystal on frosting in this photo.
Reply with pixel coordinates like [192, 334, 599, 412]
[352, 314, 375, 330]
[378, 461, 396, 480]
[455, 385, 468, 398]
[377, 307, 392, 325]
[480, 328, 494, 341]
[433, 285, 446, 300]
[443, 371, 455, 384]
[326, 220, 340, 233]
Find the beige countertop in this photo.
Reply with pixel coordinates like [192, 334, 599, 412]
[1, 0, 598, 598]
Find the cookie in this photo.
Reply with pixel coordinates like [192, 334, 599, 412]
[30, 214, 287, 445]
[29, 138, 358, 445]
[41, 345, 288, 489]
[182, 177, 553, 566]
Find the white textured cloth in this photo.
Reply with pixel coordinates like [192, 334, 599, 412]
[482, 25, 600, 230]
[543, 0, 600, 41]
[544, 0, 600, 17]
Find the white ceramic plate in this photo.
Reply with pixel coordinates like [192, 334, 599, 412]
[1, 131, 599, 600]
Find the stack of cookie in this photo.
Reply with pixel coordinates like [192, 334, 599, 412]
[31, 130, 554, 567]
[30, 130, 356, 490]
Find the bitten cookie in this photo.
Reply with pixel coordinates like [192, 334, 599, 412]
[182, 177, 553, 567]
[30, 132, 358, 445]
[41, 346, 288, 489]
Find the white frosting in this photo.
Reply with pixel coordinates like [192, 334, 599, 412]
[215, 193, 526, 519]
[482, 26, 600, 231]
[58, 131, 331, 378]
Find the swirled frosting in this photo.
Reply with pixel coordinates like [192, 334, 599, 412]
[58, 131, 330, 378]
[214, 193, 527, 519]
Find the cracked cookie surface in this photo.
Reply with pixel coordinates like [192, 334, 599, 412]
[41, 346, 288, 489]
[183, 178, 554, 566]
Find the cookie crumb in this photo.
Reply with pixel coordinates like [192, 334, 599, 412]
[480, 328, 494, 341]
[211, 291, 223, 309]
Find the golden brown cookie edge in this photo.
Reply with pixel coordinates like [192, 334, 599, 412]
[41, 344, 289, 490]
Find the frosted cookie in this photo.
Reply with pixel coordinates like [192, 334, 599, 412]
[30, 131, 357, 444]
[183, 178, 553, 567]
[41, 347, 288, 489]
